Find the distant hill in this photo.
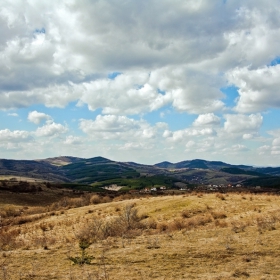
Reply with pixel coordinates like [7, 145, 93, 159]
[0, 156, 280, 188]
[155, 159, 232, 170]
[0, 159, 69, 182]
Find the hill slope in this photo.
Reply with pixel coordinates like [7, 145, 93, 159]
[2, 192, 280, 279]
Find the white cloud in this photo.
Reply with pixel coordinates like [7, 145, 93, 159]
[1, 1, 280, 165]
[0, 129, 31, 143]
[119, 142, 154, 151]
[231, 144, 249, 152]
[35, 121, 68, 137]
[267, 129, 280, 138]
[258, 145, 270, 155]
[271, 138, 280, 155]
[224, 113, 263, 136]
[28, 110, 51, 124]
[80, 115, 140, 133]
[1, 0, 278, 117]
[242, 134, 254, 140]
[193, 113, 221, 126]
[227, 65, 280, 113]
[0, 84, 79, 110]
[164, 127, 216, 142]
[79, 115, 158, 141]
[63, 135, 83, 145]
[78, 72, 170, 115]
[149, 66, 225, 114]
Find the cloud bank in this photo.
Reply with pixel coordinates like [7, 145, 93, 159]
[1, 0, 280, 165]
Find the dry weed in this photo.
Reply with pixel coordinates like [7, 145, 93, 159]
[211, 211, 227, 219]
[216, 193, 226, 200]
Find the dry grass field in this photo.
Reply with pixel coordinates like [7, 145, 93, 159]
[1, 192, 280, 279]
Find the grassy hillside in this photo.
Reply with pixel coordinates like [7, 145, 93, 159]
[1, 191, 280, 279]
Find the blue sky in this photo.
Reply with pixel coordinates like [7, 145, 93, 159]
[1, 0, 280, 166]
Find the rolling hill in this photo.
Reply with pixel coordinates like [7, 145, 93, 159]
[0, 156, 280, 188]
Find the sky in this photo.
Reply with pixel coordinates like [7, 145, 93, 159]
[1, 0, 280, 166]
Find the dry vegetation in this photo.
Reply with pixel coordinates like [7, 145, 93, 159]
[1, 192, 280, 279]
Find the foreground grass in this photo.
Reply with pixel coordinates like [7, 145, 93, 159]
[1, 193, 280, 279]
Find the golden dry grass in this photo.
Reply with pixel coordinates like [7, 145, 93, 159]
[1, 192, 280, 279]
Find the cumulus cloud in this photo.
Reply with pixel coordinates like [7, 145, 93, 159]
[0, 0, 275, 114]
[227, 65, 280, 113]
[258, 145, 270, 155]
[28, 110, 51, 124]
[0, 0, 279, 117]
[78, 72, 170, 115]
[231, 144, 250, 152]
[163, 127, 216, 142]
[0, 129, 32, 143]
[0, 84, 79, 110]
[1, 0, 280, 164]
[272, 138, 280, 155]
[267, 129, 280, 138]
[193, 113, 221, 126]
[119, 142, 154, 151]
[149, 66, 225, 114]
[79, 115, 159, 141]
[63, 135, 83, 145]
[35, 121, 68, 137]
[224, 113, 263, 136]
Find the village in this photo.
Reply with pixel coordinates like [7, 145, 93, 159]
[102, 183, 263, 193]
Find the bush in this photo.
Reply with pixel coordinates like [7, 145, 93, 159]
[90, 195, 102, 204]
[216, 193, 226, 200]
[211, 211, 227, 219]
[0, 228, 21, 250]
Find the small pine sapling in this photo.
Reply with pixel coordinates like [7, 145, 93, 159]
[68, 239, 94, 265]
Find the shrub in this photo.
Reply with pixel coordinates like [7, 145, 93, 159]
[118, 204, 140, 230]
[144, 218, 157, 230]
[184, 214, 213, 230]
[169, 218, 185, 231]
[90, 195, 102, 204]
[216, 193, 226, 200]
[231, 221, 247, 233]
[181, 208, 206, 219]
[214, 219, 228, 228]
[0, 228, 21, 250]
[256, 216, 276, 233]
[211, 211, 227, 219]
[156, 222, 169, 232]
